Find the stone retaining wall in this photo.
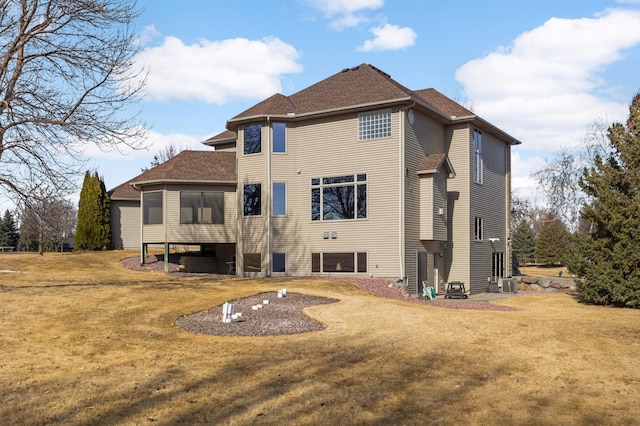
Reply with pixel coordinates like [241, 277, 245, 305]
[515, 275, 577, 293]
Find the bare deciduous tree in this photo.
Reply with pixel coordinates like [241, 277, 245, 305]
[532, 120, 612, 233]
[141, 144, 185, 172]
[18, 186, 77, 254]
[0, 0, 147, 200]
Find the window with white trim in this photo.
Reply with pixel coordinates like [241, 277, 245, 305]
[311, 174, 367, 221]
[243, 124, 262, 155]
[272, 182, 286, 216]
[180, 191, 224, 224]
[358, 109, 391, 140]
[474, 216, 484, 241]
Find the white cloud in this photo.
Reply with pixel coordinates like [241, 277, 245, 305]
[81, 129, 205, 161]
[357, 24, 417, 52]
[308, 0, 383, 29]
[135, 36, 302, 104]
[136, 24, 160, 46]
[511, 151, 547, 204]
[456, 8, 640, 152]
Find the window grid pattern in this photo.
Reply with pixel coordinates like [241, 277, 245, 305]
[311, 174, 367, 221]
[358, 109, 391, 140]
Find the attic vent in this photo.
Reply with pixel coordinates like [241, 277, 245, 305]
[341, 68, 350, 73]
[351, 66, 360, 71]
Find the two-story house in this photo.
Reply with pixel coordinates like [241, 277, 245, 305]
[109, 64, 521, 295]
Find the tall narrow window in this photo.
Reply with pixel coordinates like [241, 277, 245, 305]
[474, 129, 483, 184]
[272, 122, 286, 153]
[243, 124, 262, 155]
[243, 183, 262, 216]
[272, 182, 286, 216]
[143, 192, 163, 225]
[474, 216, 484, 241]
[492, 252, 504, 281]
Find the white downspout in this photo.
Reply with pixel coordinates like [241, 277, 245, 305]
[266, 117, 272, 277]
[398, 102, 415, 284]
[138, 186, 144, 265]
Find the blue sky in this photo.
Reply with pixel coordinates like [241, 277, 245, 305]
[10, 0, 640, 211]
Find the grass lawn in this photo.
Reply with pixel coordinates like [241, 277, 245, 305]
[1, 251, 639, 425]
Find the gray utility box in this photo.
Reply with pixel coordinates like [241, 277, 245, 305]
[499, 278, 517, 293]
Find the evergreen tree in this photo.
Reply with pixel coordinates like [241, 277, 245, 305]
[0, 210, 19, 249]
[512, 219, 536, 265]
[535, 214, 571, 265]
[568, 91, 640, 308]
[76, 171, 111, 250]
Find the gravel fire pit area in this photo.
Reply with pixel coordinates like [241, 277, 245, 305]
[174, 291, 339, 337]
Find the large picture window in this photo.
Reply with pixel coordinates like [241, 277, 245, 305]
[272, 122, 286, 153]
[311, 174, 367, 221]
[358, 109, 391, 140]
[143, 192, 163, 225]
[474, 129, 483, 184]
[243, 183, 262, 216]
[243, 123, 262, 155]
[180, 192, 224, 224]
[311, 252, 367, 273]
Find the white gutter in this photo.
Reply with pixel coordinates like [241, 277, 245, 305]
[227, 97, 414, 128]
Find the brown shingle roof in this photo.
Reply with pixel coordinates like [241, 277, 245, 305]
[108, 150, 236, 199]
[230, 64, 412, 122]
[417, 153, 455, 177]
[108, 177, 139, 200]
[414, 88, 473, 118]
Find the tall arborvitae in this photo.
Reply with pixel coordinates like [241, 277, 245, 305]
[76, 171, 111, 250]
[568, 91, 640, 308]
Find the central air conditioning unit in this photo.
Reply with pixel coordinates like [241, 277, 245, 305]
[499, 278, 516, 293]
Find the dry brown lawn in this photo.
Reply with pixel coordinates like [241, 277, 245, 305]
[1, 251, 639, 425]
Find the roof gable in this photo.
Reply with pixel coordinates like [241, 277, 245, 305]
[417, 153, 456, 177]
[230, 64, 412, 122]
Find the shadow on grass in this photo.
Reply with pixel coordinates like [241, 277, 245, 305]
[0, 332, 622, 425]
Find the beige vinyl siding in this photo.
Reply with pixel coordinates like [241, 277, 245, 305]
[419, 177, 435, 241]
[110, 200, 140, 249]
[237, 124, 268, 274]
[432, 172, 448, 241]
[269, 123, 303, 274]
[404, 109, 445, 293]
[445, 124, 472, 289]
[290, 110, 402, 278]
[469, 129, 508, 293]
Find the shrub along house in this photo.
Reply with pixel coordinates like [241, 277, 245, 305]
[109, 64, 521, 296]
